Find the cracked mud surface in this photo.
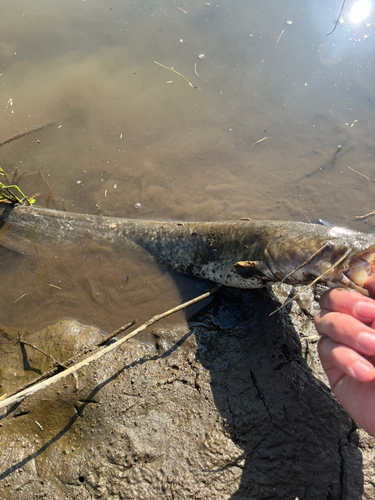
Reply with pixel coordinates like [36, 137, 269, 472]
[0, 287, 374, 499]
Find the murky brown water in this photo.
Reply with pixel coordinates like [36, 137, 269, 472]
[0, 0, 375, 333]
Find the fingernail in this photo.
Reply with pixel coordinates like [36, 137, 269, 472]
[352, 361, 370, 378]
[357, 332, 375, 353]
[354, 301, 375, 322]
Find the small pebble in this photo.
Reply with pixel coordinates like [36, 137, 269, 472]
[198, 54, 205, 59]
[178, 39, 184, 44]
[134, 202, 141, 209]
[286, 20, 293, 25]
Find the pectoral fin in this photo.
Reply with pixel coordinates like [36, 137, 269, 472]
[234, 260, 275, 283]
[234, 260, 260, 268]
[234, 260, 264, 278]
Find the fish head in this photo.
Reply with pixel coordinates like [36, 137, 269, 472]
[263, 226, 375, 294]
[235, 225, 375, 295]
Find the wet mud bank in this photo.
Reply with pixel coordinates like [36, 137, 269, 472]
[0, 287, 374, 499]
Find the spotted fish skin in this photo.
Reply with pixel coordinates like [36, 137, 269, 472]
[0, 205, 374, 292]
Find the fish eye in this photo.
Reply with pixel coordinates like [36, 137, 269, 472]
[323, 242, 334, 252]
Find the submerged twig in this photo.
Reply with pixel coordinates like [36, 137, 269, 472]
[252, 137, 268, 146]
[0, 289, 219, 410]
[194, 63, 208, 84]
[348, 166, 375, 182]
[0, 121, 56, 148]
[0, 124, 56, 205]
[355, 209, 375, 220]
[12, 167, 26, 183]
[275, 29, 285, 46]
[154, 61, 201, 90]
[14, 293, 28, 303]
[45, 183, 55, 208]
[326, 0, 346, 36]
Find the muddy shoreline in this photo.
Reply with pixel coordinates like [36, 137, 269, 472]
[1, 285, 374, 499]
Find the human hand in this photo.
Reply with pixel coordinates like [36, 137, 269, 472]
[315, 275, 375, 436]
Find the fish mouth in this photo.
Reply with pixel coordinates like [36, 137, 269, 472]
[342, 246, 375, 294]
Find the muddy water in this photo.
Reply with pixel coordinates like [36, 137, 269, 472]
[0, 0, 374, 332]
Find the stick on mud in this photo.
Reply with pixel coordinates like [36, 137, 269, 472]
[0, 321, 137, 403]
[0, 290, 219, 411]
[18, 334, 67, 369]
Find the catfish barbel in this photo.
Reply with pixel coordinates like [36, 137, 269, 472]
[0, 205, 374, 295]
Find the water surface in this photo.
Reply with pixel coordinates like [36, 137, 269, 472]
[0, 0, 374, 332]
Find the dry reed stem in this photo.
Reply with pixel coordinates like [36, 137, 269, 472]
[0, 289, 218, 411]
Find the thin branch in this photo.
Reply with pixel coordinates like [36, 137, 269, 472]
[252, 137, 268, 146]
[0, 121, 56, 148]
[326, 0, 346, 36]
[18, 334, 67, 369]
[154, 61, 201, 91]
[194, 63, 208, 84]
[0, 290, 218, 410]
[0, 321, 137, 402]
[348, 166, 375, 182]
[355, 209, 375, 220]
[97, 320, 138, 346]
[45, 183, 55, 208]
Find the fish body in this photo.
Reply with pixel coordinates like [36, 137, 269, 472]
[0, 205, 374, 293]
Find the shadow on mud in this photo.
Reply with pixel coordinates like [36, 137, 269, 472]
[191, 288, 363, 500]
[0, 287, 364, 499]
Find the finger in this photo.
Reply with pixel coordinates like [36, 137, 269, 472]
[319, 289, 375, 323]
[365, 273, 375, 297]
[318, 337, 375, 386]
[315, 310, 375, 356]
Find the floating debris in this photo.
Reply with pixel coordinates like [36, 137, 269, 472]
[276, 29, 285, 46]
[252, 136, 269, 146]
[154, 61, 201, 90]
[14, 293, 28, 303]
